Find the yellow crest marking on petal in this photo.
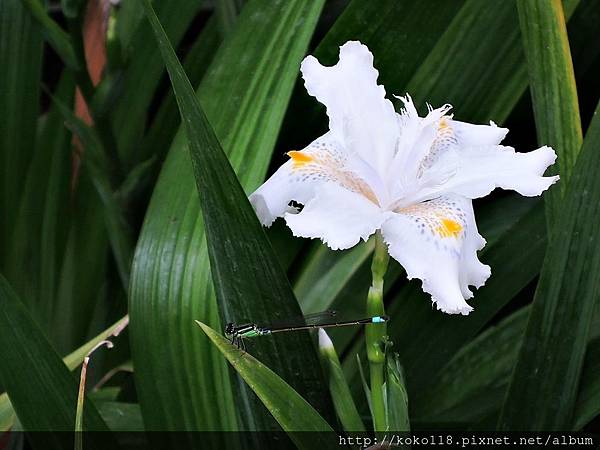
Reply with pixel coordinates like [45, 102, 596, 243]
[287, 150, 313, 167]
[418, 117, 456, 177]
[286, 148, 380, 206]
[436, 218, 462, 238]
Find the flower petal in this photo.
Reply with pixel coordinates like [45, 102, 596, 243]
[388, 107, 547, 206]
[300, 41, 399, 178]
[389, 96, 454, 194]
[447, 145, 558, 199]
[449, 119, 508, 146]
[285, 183, 387, 251]
[381, 195, 490, 315]
[411, 144, 559, 204]
[249, 134, 381, 226]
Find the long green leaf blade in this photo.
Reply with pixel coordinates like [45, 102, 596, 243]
[411, 306, 600, 428]
[6, 74, 74, 324]
[1, 315, 129, 432]
[517, 0, 582, 224]
[130, 0, 331, 435]
[21, 0, 79, 70]
[196, 321, 336, 448]
[214, 0, 243, 37]
[112, 0, 204, 164]
[413, 307, 531, 424]
[96, 402, 144, 432]
[52, 176, 111, 353]
[48, 93, 134, 289]
[0, 275, 111, 442]
[386, 355, 410, 432]
[573, 337, 600, 429]
[319, 329, 365, 432]
[139, 17, 221, 165]
[0, 0, 42, 269]
[498, 101, 600, 430]
[0, 394, 14, 432]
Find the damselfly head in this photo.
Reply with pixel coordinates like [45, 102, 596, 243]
[224, 322, 235, 336]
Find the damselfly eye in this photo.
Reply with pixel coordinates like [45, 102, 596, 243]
[225, 323, 235, 335]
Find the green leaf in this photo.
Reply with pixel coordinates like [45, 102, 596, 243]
[61, 0, 83, 19]
[318, 0, 465, 89]
[0, 315, 129, 432]
[386, 355, 410, 432]
[142, 0, 332, 427]
[89, 387, 121, 403]
[498, 101, 600, 430]
[196, 321, 336, 447]
[573, 337, 600, 429]
[319, 329, 365, 432]
[411, 304, 600, 428]
[112, 0, 204, 164]
[0, 274, 112, 441]
[214, 0, 243, 37]
[52, 176, 110, 353]
[129, 0, 329, 434]
[96, 402, 144, 432]
[63, 315, 130, 370]
[412, 307, 530, 424]
[0, 393, 14, 432]
[5, 74, 74, 324]
[356, 354, 371, 411]
[115, 156, 158, 202]
[294, 241, 374, 314]
[567, 0, 600, 77]
[21, 0, 79, 70]
[47, 92, 134, 289]
[403, 0, 573, 121]
[0, 0, 42, 269]
[139, 17, 222, 165]
[264, 220, 307, 271]
[517, 0, 583, 224]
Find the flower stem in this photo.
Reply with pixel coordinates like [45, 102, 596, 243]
[366, 231, 389, 432]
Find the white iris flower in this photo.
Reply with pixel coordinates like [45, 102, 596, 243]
[250, 41, 559, 315]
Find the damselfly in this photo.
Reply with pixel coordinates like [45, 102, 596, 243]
[224, 310, 388, 350]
